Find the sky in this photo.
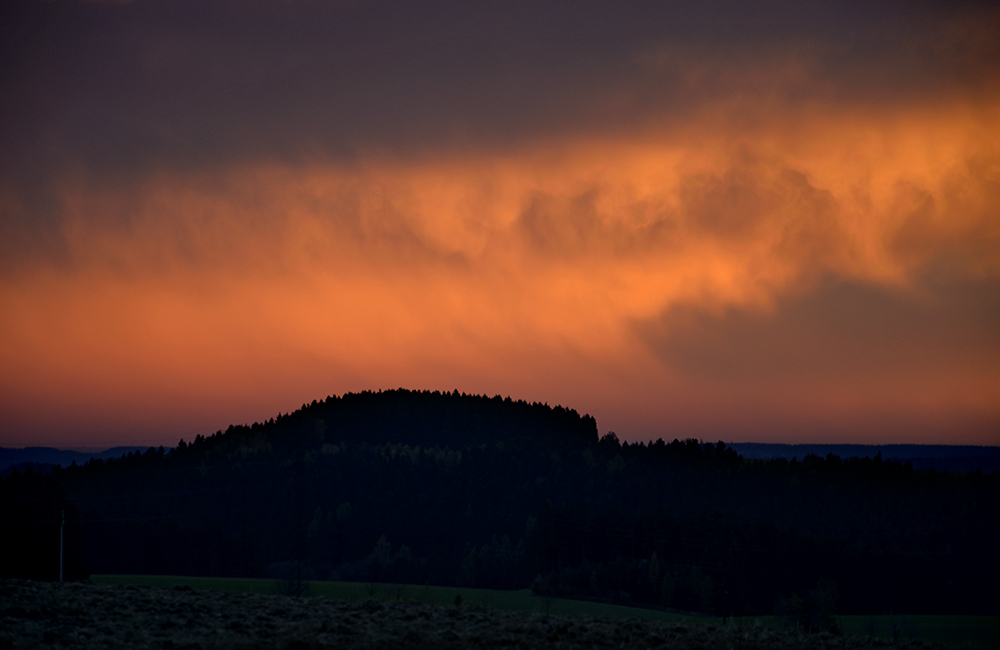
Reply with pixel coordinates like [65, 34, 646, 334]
[1, 0, 999, 449]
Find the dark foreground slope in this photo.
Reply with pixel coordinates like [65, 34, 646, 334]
[2, 389, 998, 619]
[0, 579, 942, 650]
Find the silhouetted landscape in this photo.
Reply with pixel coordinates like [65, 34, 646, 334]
[5, 0, 999, 646]
[3, 390, 997, 642]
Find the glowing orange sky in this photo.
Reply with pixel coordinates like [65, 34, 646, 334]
[1, 1, 998, 447]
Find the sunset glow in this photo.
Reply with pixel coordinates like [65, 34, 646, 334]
[1, 1, 998, 447]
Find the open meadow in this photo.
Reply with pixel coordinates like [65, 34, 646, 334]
[3, 577, 977, 650]
[77, 575, 998, 649]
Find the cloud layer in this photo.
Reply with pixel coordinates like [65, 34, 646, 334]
[1, 1, 998, 446]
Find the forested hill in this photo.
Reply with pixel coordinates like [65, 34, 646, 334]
[178, 389, 598, 456]
[3, 389, 998, 622]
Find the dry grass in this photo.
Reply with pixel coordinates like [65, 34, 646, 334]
[1, 579, 942, 649]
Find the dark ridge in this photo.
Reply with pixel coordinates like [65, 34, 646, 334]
[1, 461, 56, 478]
[730, 443, 1000, 473]
[0, 446, 152, 474]
[175, 388, 598, 457]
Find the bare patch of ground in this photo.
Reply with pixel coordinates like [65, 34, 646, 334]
[1, 579, 939, 649]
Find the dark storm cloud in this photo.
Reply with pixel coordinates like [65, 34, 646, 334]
[636, 276, 1000, 384]
[2, 0, 997, 179]
[2, 0, 997, 264]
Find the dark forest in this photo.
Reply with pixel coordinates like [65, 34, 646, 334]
[3, 389, 997, 623]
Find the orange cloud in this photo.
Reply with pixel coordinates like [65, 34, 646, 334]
[1, 96, 998, 446]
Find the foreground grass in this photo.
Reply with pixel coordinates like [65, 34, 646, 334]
[92, 574, 700, 622]
[6, 579, 927, 650]
[840, 615, 999, 649]
[92, 575, 997, 648]
[728, 614, 998, 648]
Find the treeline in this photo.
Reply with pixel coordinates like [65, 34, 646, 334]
[1, 389, 997, 620]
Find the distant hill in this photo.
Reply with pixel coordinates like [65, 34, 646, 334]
[729, 443, 1000, 472]
[10, 438, 996, 475]
[0, 446, 153, 476]
[218, 388, 599, 449]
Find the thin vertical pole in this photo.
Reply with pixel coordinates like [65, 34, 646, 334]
[59, 509, 64, 582]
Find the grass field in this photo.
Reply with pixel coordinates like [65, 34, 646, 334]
[91, 575, 998, 648]
[727, 614, 1000, 649]
[91, 574, 703, 622]
[838, 614, 999, 649]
